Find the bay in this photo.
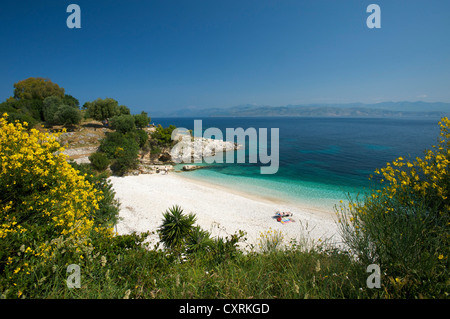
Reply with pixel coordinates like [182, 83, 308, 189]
[152, 117, 441, 212]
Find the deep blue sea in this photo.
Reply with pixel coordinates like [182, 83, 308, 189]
[152, 117, 441, 212]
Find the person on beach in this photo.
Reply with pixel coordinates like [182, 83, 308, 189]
[275, 211, 293, 217]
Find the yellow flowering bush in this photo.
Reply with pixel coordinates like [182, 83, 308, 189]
[258, 228, 284, 253]
[0, 113, 113, 292]
[372, 117, 450, 214]
[337, 117, 449, 298]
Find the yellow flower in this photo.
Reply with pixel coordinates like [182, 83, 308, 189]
[0, 113, 114, 282]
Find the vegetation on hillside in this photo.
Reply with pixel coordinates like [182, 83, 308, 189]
[0, 77, 81, 127]
[337, 117, 450, 298]
[0, 77, 170, 176]
[0, 78, 448, 299]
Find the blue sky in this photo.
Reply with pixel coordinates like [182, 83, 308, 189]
[1, 0, 449, 115]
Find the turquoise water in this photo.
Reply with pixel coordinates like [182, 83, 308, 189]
[154, 117, 441, 212]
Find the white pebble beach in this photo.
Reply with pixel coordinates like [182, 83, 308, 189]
[109, 172, 342, 251]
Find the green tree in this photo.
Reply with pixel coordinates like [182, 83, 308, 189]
[151, 124, 177, 147]
[110, 114, 136, 133]
[83, 98, 120, 121]
[63, 94, 80, 108]
[0, 78, 67, 122]
[13, 77, 65, 101]
[4, 98, 45, 121]
[118, 105, 131, 115]
[134, 111, 151, 128]
[42, 96, 63, 124]
[99, 131, 140, 176]
[54, 105, 82, 126]
[43, 96, 81, 126]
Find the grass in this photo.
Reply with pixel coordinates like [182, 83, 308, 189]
[2, 210, 446, 299]
[1, 229, 383, 299]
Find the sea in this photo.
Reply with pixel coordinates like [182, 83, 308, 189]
[152, 117, 442, 213]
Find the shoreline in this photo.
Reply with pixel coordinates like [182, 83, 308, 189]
[174, 171, 337, 220]
[109, 172, 342, 250]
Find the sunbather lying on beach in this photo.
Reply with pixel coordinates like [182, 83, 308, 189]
[275, 211, 293, 217]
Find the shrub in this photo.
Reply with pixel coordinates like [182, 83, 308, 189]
[88, 152, 110, 171]
[118, 105, 130, 115]
[185, 226, 214, 254]
[83, 98, 120, 122]
[207, 230, 246, 264]
[99, 131, 139, 160]
[150, 124, 177, 147]
[134, 111, 150, 128]
[158, 205, 197, 251]
[63, 94, 80, 108]
[110, 155, 139, 176]
[128, 129, 148, 148]
[1, 111, 37, 127]
[0, 113, 114, 296]
[337, 117, 450, 298]
[69, 162, 120, 227]
[99, 131, 140, 176]
[53, 104, 82, 126]
[110, 114, 136, 133]
[43, 96, 81, 126]
[42, 96, 63, 124]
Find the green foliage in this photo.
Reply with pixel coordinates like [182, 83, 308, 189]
[88, 152, 110, 171]
[0, 117, 114, 298]
[0, 102, 38, 127]
[158, 205, 197, 251]
[99, 131, 139, 176]
[150, 124, 177, 147]
[42, 96, 81, 126]
[157, 206, 245, 264]
[83, 98, 120, 121]
[128, 129, 148, 148]
[42, 96, 62, 123]
[54, 105, 82, 126]
[337, 118, 450, 298]
[0, 78, 70, 122]
[118, 105, 130, 115]
[13, 77, 64, 101]
[110, 114, 136, 133]
[68, 162, 120, 227]
[185, 226, 214, 254]
[206, 231, 246, 264]
[3, 98, 44, 121]
[99, 132, 139, 159]
[134, 111, 151, 128]
[98, 113, 150, 175]
[63, 94, 80, 108]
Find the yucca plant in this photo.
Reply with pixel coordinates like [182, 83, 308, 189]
[158, 205, 196, 252]
[186, 225, 214, 254]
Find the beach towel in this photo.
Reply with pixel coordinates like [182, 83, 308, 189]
[280, 217, 294, 224]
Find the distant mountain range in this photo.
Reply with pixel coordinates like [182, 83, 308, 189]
[152, 101, 450, 118]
